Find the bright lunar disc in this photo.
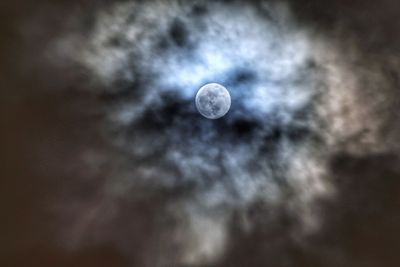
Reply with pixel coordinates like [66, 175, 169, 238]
[195, 83, 231, 119]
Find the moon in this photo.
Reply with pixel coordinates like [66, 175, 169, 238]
[195, 83, 231, 119]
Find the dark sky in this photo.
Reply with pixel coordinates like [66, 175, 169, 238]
[1, 0, 400, 267]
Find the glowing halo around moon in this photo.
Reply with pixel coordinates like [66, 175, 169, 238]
[195, 83, 231, 119]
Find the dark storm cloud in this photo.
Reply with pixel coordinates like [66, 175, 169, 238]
[39, 2, 334, 265]
[3, 0, 400, 266]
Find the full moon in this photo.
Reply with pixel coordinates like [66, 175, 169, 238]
[195, 83, 231, 119]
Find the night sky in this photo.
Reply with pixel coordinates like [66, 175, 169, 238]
[1, 0, 400, 266]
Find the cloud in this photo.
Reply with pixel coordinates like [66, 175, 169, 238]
[34, 0, 400, 266]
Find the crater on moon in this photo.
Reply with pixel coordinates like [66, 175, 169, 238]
[195, 83, 231, 119]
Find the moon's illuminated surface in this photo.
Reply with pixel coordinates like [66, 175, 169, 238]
[195, 83, 231, 119]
